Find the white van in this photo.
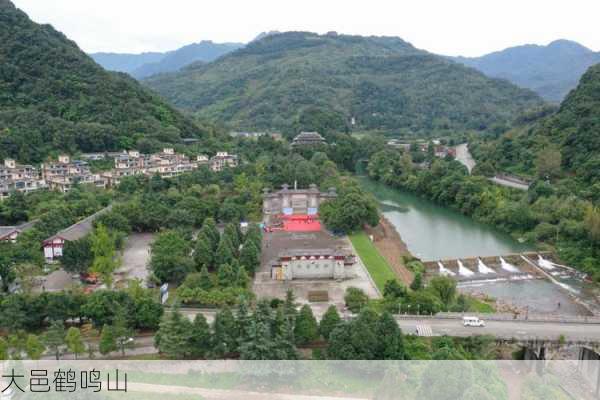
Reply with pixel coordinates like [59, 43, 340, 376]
[463, 316, 485, 327]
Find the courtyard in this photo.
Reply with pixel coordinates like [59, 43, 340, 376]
[254, 229, 380, 313]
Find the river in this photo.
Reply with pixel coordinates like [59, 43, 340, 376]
[359, 177, 597, 315]
[358, 177, 531, 261]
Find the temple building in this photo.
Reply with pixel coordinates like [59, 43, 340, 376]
[271, 249, 355, 280]
[263, 184, 336, 217]
[291, 131, 327, 148]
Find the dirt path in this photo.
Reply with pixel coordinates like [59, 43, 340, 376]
[365, 217, 413, 285]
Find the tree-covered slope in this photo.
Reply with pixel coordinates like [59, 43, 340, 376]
[471, 63, 600, 185]
[145, 32, 544, 135]
[0, 0, 205, 163]
[453, 40, 600, 102]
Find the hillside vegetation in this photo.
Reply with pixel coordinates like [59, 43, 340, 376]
[0, 0, 206, 163]
[472, 63, 600, 188]
[454, 40, 600, 102]
[145, 32, 544, 136]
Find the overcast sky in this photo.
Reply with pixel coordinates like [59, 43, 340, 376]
[11, 0, 600, 56]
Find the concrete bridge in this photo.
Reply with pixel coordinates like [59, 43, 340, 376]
[394, 314, 600, 344]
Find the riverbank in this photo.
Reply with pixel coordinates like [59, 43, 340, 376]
[364, 216, 414, 285]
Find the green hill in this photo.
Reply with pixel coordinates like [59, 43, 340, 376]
[145, 31, 544, 136]
[0, 0, 206, 163]
[471, 63, 600, 184]
[453, 40, 600, 103]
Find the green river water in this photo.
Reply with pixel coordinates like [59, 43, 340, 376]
[358, 177, 596, 315]
[358, 177, 531, 261]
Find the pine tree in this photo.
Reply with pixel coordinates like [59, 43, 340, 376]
[194, 233, 214, 270]
[410, 272, 423, 291]
[199, 265, 213, 290]
[99, 324, 117, 355]
[189, 314, 212, 359]
[294, 305, 319, 345]
[113, 306, 134, 356]
[319, 305, 342, 340]
[238, 320, 275, 360]
[65, 327, 85, 359]
[273, 317, 299, 360]
[236, 266, 250, 288]
[200, 217, 220, 251]
[217, 264, 236, 287]
[239, 240, 259, 274]
[374, 312, 405, 359]
[230, 259, 241, 275]
[283, 289, 297, 321]
[223, 223, 241, 251]
[155, 308, 192, 359]
[212, 307, 237, 357]
[215, 236, 235, 267]
[235, 300, 252, 345]
[44, 320, 66, 360]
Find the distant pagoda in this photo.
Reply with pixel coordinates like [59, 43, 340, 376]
[291, 131, 327, 148]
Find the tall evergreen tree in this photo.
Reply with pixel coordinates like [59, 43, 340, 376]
[194, 233, 214, 270]
[189, 314, 212, 359]
[155, 308, 193, 359]
[199, 265, 213, 290]
[223, 223, 241, 251]
[236, 266, 250, 288]
[215, 235, 235, 267]
[374, 312, 405, 359]
[200, 217, 220, 251]
[44, 320, 66, 360]
[294, 305, 319, 345]
[319, 305, 342, 340]
[239, 240, 260, 274]
[217, 264, 236, 287]
[212, 307, 237, 357]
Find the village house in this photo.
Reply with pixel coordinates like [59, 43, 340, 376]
[43, 155, 106, 193]
[210, 152, 239, 172]
[0, 159, 46, 200]
[0, 220, 37, 243]
[43, 205, 111, 261]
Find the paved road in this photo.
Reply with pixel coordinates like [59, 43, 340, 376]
[454, 143, 476, 173]
[395, 317, 600, 342]
[116, 233, 154, 284]
[488, 176, 530, 191]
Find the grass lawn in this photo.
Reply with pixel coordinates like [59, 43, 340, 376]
[349, 231, 397, 292]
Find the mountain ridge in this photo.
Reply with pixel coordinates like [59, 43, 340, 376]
[145, 31, 544, 135]
[452, 39, 600, 102]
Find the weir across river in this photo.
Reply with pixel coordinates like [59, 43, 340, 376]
[423, 252, 558, 282]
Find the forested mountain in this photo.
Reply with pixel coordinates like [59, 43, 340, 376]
[0, 0, 206, 163]
[145, 32, 544, 136]
[129, 41, 244, 79]
[91, 41, 244, 78]
[471, 63, 600, 186]
[89, 51, 165, 74]
[453, 40, 600, 102]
